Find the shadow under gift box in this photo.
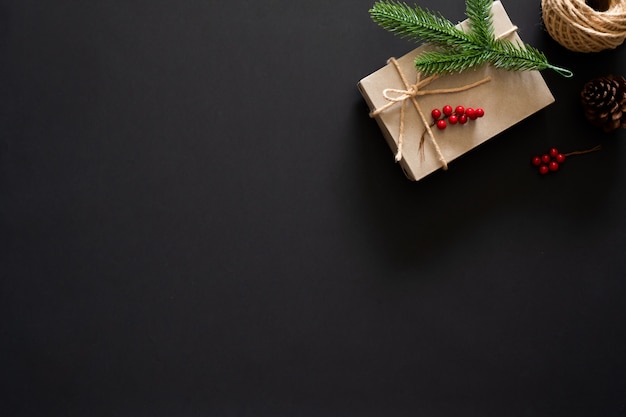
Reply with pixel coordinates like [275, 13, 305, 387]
[358, 1, 555, 182]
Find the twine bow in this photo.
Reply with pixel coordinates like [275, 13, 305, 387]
[370, 60, 491, 169]
[369, 26, 520, 170]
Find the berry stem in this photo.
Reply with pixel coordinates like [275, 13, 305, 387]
[564, 145, 602, 157]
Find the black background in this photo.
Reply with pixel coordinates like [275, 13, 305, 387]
[2, 1, 626, 416]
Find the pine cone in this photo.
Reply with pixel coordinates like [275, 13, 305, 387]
[580, 75, 626, 133]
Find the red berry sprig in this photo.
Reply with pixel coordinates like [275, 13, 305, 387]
[431, 104, 484, 130]
[531, 145, 601, 175]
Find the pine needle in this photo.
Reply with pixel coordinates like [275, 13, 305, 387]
[369, 0, 573, 77]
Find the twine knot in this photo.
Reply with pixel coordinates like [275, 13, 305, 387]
[382, 85, 419, 103]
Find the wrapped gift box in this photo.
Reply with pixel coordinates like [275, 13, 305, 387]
[358, 1, 555, 181]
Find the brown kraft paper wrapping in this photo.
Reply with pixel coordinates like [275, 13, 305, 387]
[358, 1, 555, 181]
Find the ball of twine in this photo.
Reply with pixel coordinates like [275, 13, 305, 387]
[541, 0, 626, 52]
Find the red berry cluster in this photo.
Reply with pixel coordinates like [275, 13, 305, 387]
[431, 105, 484, 130]
[531, 147, 566, 175]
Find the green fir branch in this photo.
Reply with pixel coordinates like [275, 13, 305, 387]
[465, 0, 494, 43]
[487, 38, 552, 71]
[369, 1, 472, 49]
[369, 0, 573, 77]
[413, 50, 489, 75]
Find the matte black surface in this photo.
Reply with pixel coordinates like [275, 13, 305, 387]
[2, 1, 626, 416]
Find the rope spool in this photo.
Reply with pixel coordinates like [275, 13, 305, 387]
[541, 0, 626, 52]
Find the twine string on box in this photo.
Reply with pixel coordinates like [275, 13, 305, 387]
[369, 62, 491, 168]
[369, 25, 522, 169]
[542, 0, 626, 52]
